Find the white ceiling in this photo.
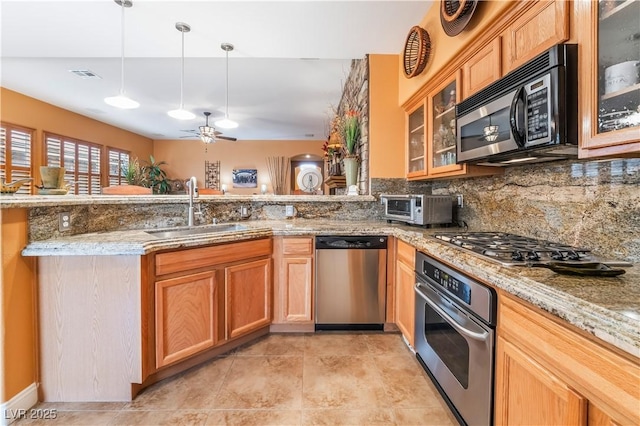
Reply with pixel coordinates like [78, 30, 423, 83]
[1, 0, 434, 141]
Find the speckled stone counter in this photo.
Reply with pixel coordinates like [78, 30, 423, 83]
[22, 219, 639, 359]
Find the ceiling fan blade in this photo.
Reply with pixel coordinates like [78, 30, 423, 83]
[217, 135, 237, 141]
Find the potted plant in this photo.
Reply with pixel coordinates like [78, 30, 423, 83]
[143, 155, 171, 194]
[102, 158, 152, 194]
[341, 109, 361, 189]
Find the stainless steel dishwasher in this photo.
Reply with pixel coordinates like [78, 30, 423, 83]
[315, 235, 387, 330]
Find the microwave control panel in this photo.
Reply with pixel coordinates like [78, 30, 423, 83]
[525, 73, 552, 144]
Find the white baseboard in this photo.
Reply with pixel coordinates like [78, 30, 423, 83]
[1, 383, 38, 426]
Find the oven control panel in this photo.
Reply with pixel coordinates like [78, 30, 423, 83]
[422, 261, 471, 305]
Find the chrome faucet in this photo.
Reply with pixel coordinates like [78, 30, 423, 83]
[186, 176, 199, 226]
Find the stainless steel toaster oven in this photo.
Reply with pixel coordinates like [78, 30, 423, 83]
[380, 194, 452, 226]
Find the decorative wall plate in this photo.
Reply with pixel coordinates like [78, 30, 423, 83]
[403, 26, 431, 79]
[440, 0, 478, 36]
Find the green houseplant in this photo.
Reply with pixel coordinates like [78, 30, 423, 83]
[143, 155, 170, 194]
[122, 157, 148, 187]
[341, 110, 361, 189]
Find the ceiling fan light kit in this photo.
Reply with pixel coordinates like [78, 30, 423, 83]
[167, 22, 195, 120]
[104, 0, 139, 109]
[199, 112, 216, 144]
[214, 43, 239, 129]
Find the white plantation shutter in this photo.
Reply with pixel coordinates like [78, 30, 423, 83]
[107, 148, 129, 186]
[45, 133, 102, 194]
[1, 123, 34, 194]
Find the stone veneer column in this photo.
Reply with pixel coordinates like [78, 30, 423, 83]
[336, 58, 369, 195]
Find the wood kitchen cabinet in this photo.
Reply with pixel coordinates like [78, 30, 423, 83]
[394, 239, 415, 347]
[155, 270, 222, 368]
[226, 258, 271, 339]
[501, 0, 569, 74]
[462, 38, 502, 98]
[577, 0, 640, 158]
[272, 236, 314, 331]
[495, 293, 640, 426]
[404, 69, 499, 180]
[152, 238, 272, 367]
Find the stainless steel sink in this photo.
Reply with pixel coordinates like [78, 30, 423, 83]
[145, 223, 248, 239]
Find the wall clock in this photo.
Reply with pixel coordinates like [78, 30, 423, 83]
[403, 25, 431, 79]
[296, 168, 323, 193]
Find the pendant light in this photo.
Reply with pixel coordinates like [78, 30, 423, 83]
[104, 0, 139, 109]
[167, 22, 195, 120]
[200, 112, 216, 144]
[214, 43, 238, 129]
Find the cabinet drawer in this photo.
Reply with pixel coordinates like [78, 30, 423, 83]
[155, 238, 272, 276]
[396, 240, 415, 267]
[282, 237, 313, 255]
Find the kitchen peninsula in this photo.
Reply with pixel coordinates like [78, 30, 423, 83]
[4, 190, 639, 424]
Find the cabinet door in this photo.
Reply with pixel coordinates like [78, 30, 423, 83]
[578, 0, 640, 157]
[279, 257, 313, 322]
[406, 102, 427, 178]
[395, 241, 415, 347]
[463, 38, 502, 98]
[427, 71, 464, 176]
[226, 258, 271, 339]
[502, 0, 569, 73]
[155, 270, 220, 368]
[495, 336, 588, 426]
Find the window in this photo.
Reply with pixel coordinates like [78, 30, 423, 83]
[1, 123, 34, 194]
[45, 133, 101, 194]
[107, 148, 130, 186]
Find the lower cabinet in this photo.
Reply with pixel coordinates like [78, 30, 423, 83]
[155, 270, 222, 368]
[151, 238, 272, 369]
[495, 293, 639, 426]
[225, 258, 271, 339]
[395, 239, 415, 347]
[496, 336, 587, 425]
[272, 237, 315, 328]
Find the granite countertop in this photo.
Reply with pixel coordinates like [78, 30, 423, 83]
[22, 219, 639, 359]
[0, 193, 376, 208]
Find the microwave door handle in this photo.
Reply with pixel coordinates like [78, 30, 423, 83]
[509, 86, 526, 147]
[415, 283, 490, 343]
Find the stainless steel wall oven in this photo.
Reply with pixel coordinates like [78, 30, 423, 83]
[414, 251, 497, 426]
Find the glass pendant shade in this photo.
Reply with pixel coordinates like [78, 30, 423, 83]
[214, 117, 238, 129]
[105, 93, 139, 109]
[105, 0, 139, 109]
[199, 125, 216, 144]
[167, 22, 195, 120]
[168, 108, 195, 120]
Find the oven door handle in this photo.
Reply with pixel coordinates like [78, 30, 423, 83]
[415, 283, 490, 343]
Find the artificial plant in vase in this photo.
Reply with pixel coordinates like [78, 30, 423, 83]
[341, 110, 360, 189]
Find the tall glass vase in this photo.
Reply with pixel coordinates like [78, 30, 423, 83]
[343, 157, 359, 187]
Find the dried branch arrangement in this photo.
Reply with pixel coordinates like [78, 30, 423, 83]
[266, 156, 290, 195]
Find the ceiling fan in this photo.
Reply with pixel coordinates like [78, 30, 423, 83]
[180, 112, 237, 142]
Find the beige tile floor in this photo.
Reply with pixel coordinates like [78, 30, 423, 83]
[18, 333, 457, 426]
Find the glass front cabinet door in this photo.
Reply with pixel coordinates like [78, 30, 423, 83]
[427, 73, 465, 175]
[579, 0, 640, 157]
[407, 103, 426, 178]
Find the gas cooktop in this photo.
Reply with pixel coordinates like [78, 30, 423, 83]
[433, 232, 632, 267]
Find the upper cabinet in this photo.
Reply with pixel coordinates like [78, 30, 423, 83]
[405, 70, 499, 180]
[407, 103, 426, 178]
[502, 0, 569, 73]
[428, 72, 463, 175]
[463, 38, 502, 98]
[578, 0, 640, 158]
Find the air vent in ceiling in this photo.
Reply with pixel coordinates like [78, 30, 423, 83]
[69, 69, 102, 79]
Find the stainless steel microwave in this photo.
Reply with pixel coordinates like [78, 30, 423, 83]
[456, 44, 578, 165]
[380, 194, 452, 226]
